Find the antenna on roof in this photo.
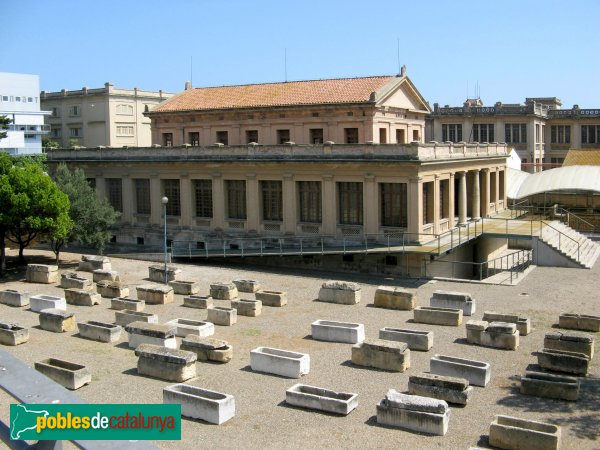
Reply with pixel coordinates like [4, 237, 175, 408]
[190, 56, 193, 88]
[397, 38, 400, 75]
[284, 48, 288, 82]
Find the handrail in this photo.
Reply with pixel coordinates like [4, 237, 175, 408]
[541, 220, 580, 261]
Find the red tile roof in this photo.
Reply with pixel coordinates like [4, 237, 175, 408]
[152, 76, 396, 113]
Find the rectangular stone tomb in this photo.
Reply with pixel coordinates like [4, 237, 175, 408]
[285, 384, 358, 415]
[96, 280, 129, 298]
[60, 272, 92, 290]
[544, 331, 594, 359]
[466, 320, 519, 350]
[135, 344, 197, 382]
[311, 320, 365, 344]
[231, 299, 262, 317]
[136, 284, 174, 305]
[378, 328, 433, 351]
[0, 322, 29, 345]
[163, 384, 235, 425]
[92, 269, 120, 283]
[408, 373, 473, 405]
[537, 348, 590, 376]
[26, 264, 59, 284]
[78, 255, 111, 272]
[559, 313, 600, 332]
[255, 290, 287, 307]
[207, 307, 237, 326]
[233, 279, 261, 293]
[520, 371, 579, 401]
[115, 310, 158, 327]
[414, 306, 463, 327]
[430, 354, 491, 387]
[30, 294, 66, 312]
[489, 415, 561, 450]
[318, 280, 360, 305]
[125, 321, 177, 349]
[166, 318, 215, 338]
[34, 358, 91, 390]
[482, 311, 531, 336]
[0, 289, 29, 307]
[180, 336, 233, 363]
[39, 309, 76, 333]
[376, 389, 449, 436]
[111, 297, 145, 312]
[149, 265, 182, 283]
[373, 286, 415, 310]
[250, 347, 310, 378]
[78, 321, 122, 343]
[430, 290, 475, 315]
[183, 295, 213, 309]
[209, 282, 238, 300]
[168, 280, 200, 295]
[64, 288, 101, 307]
[351, 339, 410, 372]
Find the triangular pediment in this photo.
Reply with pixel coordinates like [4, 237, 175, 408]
[373, 77, 431, 113]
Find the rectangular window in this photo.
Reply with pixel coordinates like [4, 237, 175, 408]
[162, 179, 181, 216]
[246, 130, 258, 144]
[51, 128, 61, 138]
[440, 179, 449, 219]
[51, 106, 60, 117]
[309, 128, 323, 144]
[581, 125, 600, 144]
[472, 124, 494, 142]
[297, 181, 322, 223]
[87, 178, 96, 189]
[162, 133, 173, 147]
[277, 129, 290, 144]
[550, 125, 571, 144]
[396, 129, 406, 144]
[193, 179, 213, 218]
[134, 179, 151, 215]
[189, 132, 200, 146]
[535, 124, 540, 143]
[442, 124, 463, 143]
[106, 178, 123, 213]
[504, 123, 527, 143]
[116, 104, 134, 115]
[344, 128, 359, 144]
[70, 127, 82, 137]
[423, 182, 434, 225]
[412, 129, 420, 142]
[69, 105, 81, 117]
[216, 131, 228, 145]
[338, 182, 363, 225]
[379, 128, 387, 144]
[261, 180, 283, 222]
[380, 183, 407, 227]
[226, 180, 246, 220]
[116, 126, 134, 136]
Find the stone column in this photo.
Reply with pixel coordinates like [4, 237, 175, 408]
[211, 172, 224, 229]
[179, 173, 192, 228]
[494, 167, 501, 212]
[364, 174, 378, 234]
[458, 171, 468, 225]
[282, 173, 296, 234]
[327, 122, 337, 143]
[121, 175, 134, 224]
[433, 175, 440, 234]
[471, 169, 481, 221]
[322, 174, 336, 234]
[481, 168, 491, 217]
[501, 169, 507, 210]
[246, 173, 259, 232]
[448, 173, 455, 227]
[407, 176, 423, 239]
[149, 174, 161, 226]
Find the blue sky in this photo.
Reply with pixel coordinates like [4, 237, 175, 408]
[3, 0, 600, 107]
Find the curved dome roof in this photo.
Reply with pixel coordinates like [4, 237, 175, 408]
[507, 165, 600, 199]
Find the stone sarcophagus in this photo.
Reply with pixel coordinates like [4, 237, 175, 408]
[64, 288, 101, 307]
[255, 290, 287, 307]
[0, 322, 29, 346]
[250, 347, 310, 378]
[168, 280, 200, 295]
[233, 279, 261, 293]
[318, 280, 360, 305]
[489, 415, 561, 450]
[378, 328, 433, 352]
[209, 282, 238, 300]
[520, 371, 579, 401]
[414, 306, 462, 327]
[34, 358, 91, 390]
[482, 311, 531, 336]
[285, 384, 358, 415]
[374, 286, 416, 310]
[180, 336, 232, 363]
[544, 331, 594, 359]
[376, 390, 449, 436]
[311, 320, 365, 344]
[466, 320, 519, 350]
[110, 297, 145, 312]
[149, 265, 181, 283]
[537, 348, 590, 376]
[0, 289, 29, 307]
[96, 280, 129, 298]
[60, 272, 92, 290]
[558, 313, 600, 332]
[125, 321, 177, 349]
[114, 310, 158, 327]
[183, 295, 213, 309]
[30, 294, 66, 312]
[165, 318, 215, 338]
[135, 344, 197, 382]
[207, 307, 237, 326]
[407, 373, 472, 405]
[351, 339, 410, 372]
[231, 299, 262, 317]
[163, 384, 235, 425]
[430, 290, 475, 316]
[77, 321, 122, 343]
[430, 354, 491, 387]
[26, 264, 59, 284]
[136, 284, 174, 305]
[92, 269, 120, 283]
[78, 255, 111, 272]
[39, 308, 76, 333]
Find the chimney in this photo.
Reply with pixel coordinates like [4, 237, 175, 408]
[184, 80, 192, 90]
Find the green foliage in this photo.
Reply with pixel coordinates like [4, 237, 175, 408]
[68, 138, 80, 148]
[11, 153, 47, 171]
[0, 115, 11, 140]
[42, 137, 60, 150]
[51, 163, 120, 255]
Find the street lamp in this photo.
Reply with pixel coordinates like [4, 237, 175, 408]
[161, 196, 169, 284]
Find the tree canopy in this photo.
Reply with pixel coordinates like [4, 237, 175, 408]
[0, 115, 10, 140]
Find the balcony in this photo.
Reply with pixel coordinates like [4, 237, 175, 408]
[8, 124, 50, 135]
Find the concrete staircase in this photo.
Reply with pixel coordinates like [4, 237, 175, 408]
[539, 221, 600, 269]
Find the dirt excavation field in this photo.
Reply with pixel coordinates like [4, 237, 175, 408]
[0, 249, 599, 449]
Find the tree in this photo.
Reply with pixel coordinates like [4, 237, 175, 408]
[42, 137, 60, 150]
[51, 164, 120, 258]
[0, 115, 11, 140]
[0, 160, 72, 270]
[0, 153, 12, 274]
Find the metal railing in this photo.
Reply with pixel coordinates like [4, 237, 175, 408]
[508, 202, 597, 233]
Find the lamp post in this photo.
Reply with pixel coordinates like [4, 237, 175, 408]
[161, 196, 169, 285]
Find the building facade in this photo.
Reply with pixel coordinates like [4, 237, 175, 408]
[428, 97, 600, 170]
[0, 72, 50, 155]
[146, 69, 430, 147]
[40, 83, 172, 148]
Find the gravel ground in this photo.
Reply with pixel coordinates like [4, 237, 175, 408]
[0, 249, 599, 449]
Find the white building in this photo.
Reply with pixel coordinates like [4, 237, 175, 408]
[0, 72, 50, 154]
